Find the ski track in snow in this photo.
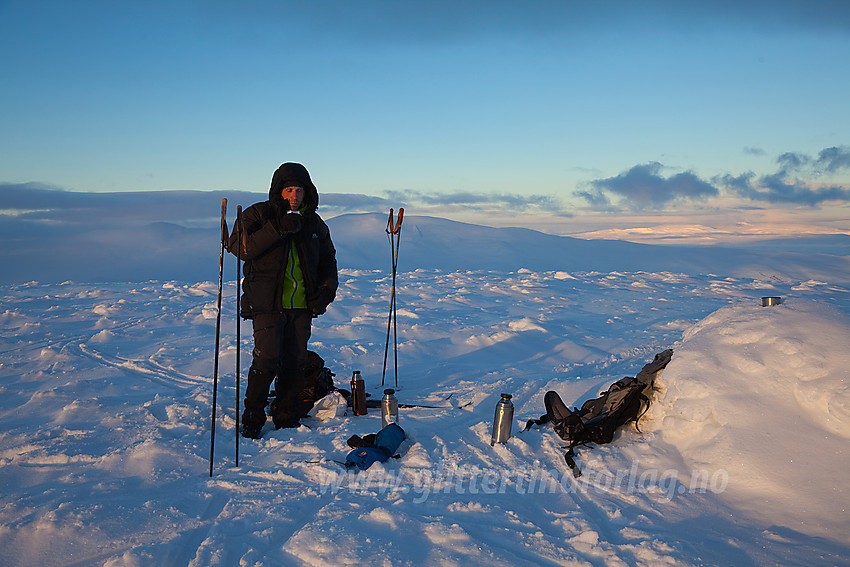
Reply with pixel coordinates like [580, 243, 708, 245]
[1, 270, 849, 566]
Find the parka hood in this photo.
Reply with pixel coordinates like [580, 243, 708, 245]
[269, 162, 319, 212]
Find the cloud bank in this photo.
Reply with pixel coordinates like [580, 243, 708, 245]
[381, 189, 566, 215]
[579, 163, 718, 209]
[576, 146, 850, 211]
[0, 183, 567, 231]
[0, 183, 262, 228]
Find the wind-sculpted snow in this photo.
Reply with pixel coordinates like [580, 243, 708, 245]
[645, 299, 850, 542]
[0, 268, 849, 566]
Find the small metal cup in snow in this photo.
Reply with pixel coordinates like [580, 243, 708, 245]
[761, 296, 782, 307]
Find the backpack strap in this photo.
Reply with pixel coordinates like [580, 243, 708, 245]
[523, 413, 550, 432]
[632, 388, 655, 432]
[564, 446, 582, 478]
[523, 390, 573, 432]
[522, 416, 584, 477]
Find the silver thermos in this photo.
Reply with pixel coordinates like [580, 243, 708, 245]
[381, 388, 399, 428]
[491, 393, 514, 445]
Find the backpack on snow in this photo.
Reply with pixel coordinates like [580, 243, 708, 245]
[270, 350, 336, 417]
[299, 350, 336, 406]
[527, 349, 673, 477]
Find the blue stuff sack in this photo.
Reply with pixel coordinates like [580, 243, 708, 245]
[345, 423, 406, 470]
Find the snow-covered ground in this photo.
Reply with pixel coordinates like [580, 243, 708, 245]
[1, 213, 849, 566]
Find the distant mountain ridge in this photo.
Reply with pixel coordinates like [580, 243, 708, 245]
[330, 213, 850, 282]
[1, 212, 848, 284]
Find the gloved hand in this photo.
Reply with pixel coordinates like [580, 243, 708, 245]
[276, 211, 302, 234]
[308, 286, 333, 316]
[270, 200, 302, 234]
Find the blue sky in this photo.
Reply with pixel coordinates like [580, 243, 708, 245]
[2, 0, 849, 243]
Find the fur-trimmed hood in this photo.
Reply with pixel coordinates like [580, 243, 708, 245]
[268, 162, 319, 212]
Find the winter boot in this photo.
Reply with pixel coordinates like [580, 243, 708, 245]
[241, 366, 275, 438]
[240, 410, 265, 439]
[270, 367, 307, 429]
[269, 398, 301, 429]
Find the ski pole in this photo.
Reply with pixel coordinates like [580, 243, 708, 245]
[209, 198, 227, 477]
[381, 209, 397, 386]
[235, 205, 242, 468]
[392, 208, 403, 388]
[381, 208, 404, 388]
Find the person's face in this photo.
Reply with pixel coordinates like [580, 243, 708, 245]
[281, 186, 304, 210]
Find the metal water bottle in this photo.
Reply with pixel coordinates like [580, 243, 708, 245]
[381, 388, 399, 428]
[351, 371, 367, 416]
[491, 393, 514, 445]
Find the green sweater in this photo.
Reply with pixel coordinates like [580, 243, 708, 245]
[282, 239, 307, 309]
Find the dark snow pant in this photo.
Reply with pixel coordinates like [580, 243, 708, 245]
[242, 310, 312, 429]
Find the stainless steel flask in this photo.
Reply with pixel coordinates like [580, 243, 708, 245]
[491, 393, 514, 445]
[381, 388, 399, 428]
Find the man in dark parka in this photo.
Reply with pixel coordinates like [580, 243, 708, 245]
[229, 162, 338, 438]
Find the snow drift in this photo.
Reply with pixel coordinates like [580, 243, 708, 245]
[647, 299, 850, 542]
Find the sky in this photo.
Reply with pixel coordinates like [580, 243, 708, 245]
[2, 0, 850, 244]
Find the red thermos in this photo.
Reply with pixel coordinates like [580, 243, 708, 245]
[351, 371, 367, 415]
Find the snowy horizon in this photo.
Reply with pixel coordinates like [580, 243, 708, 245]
[4, 182, 850, 248]
[1, 184, 849, 287]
